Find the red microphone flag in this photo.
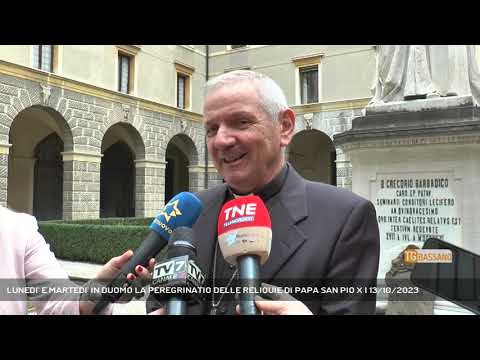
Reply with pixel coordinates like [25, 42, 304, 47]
[217, 195, 272, 265]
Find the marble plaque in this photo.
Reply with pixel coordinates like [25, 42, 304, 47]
[372, 173, 462, 277]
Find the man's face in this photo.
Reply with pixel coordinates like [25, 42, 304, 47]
[203, 81, 292, 194]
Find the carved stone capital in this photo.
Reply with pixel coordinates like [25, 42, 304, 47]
[303, 113, 313, 130]
[122, 104, 130, 120]
[180, 119, 187, 132]
[40, 84, 51, 106]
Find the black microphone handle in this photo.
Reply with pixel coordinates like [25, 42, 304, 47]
[166, 297, 187, 315]
[238, 255, 261, 315]
[91, 231, 168, 314]
[119, 231, 168, 275]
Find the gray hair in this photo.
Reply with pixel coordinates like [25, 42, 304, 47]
[204, 70, 288, 121]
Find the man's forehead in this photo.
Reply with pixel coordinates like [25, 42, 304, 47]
[205, 93, 261, 116]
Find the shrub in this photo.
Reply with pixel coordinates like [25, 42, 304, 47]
[38, 218, 158, 264]
[43, 217, 154, 226]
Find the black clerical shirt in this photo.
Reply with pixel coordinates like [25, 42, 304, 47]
[208, 163, 289, 315]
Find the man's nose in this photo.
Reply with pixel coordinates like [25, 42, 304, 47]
[214, 126, 236, 148]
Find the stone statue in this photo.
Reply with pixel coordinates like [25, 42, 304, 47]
[122, 104, 130, 120]
[180, 119, 187, 132]
[40, 84, 52, 106]
[369, 45, 480, 106]
[303, 113, 313, 130]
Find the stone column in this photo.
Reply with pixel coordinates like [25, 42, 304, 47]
[0, 143, 11, 207]
[62, 151, 102, 220]
[335, 147, 352, 191]
[207, 164, 223, 188]
[134, 160, 166, 217]
[8, 156, 36, 214]
[187, 165, 206, 194]
[188, 163, 222, 192]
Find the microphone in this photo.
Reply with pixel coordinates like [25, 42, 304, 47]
[91, 192, 203, 314]
[151, 227, 205, 315]
[217, 195, 272, 315]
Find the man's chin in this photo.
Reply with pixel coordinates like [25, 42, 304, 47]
[223, 174, 254, 194]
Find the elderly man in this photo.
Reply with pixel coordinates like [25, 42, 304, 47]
[148, 70, 380, 315]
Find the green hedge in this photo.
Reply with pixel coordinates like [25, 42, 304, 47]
[38, 218, 161, 264]
[43, 217, 154, 226]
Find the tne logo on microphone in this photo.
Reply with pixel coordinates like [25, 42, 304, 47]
[218, 195, 271, 233]
[224, 203, 255, 226]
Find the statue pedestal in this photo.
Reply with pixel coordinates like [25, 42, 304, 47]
[365, 95, 474, 114]
[335, 96, 480, 314]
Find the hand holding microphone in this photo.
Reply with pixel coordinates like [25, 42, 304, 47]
[217, 195, 272, 315]
[235, 282, 313, 315]
[79, 250, 155, 315]
[91, 192, 203, 314]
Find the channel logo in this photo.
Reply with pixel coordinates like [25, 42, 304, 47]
[159, 199, 182, 222]
[404, 249, 453, 265]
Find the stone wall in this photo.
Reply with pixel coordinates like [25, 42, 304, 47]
[135, 163, 165, 217]
[63, 158, 101, 220]
[0, 152, 8, 206]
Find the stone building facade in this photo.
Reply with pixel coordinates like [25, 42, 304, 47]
[0, 58, 222, 220]
[0, 45, 377, 220]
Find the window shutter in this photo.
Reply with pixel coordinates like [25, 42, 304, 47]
[33, 45, 40, 69]
[177, 75, 185, 109]
[300, 66, 318, 104]
[119, 55, 130, 93]
[41, 45, 53, 72]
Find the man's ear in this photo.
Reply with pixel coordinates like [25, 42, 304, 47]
[278, 108, 295, 147]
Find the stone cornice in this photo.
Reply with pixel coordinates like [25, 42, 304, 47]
[116, 45, 142, 56]
[336, 132, 480, 152]
[334, 102, 480, 151]
[134, 160, 167, 168]
[187, 165, 219, 173]
[291, 53, 324, 67]
[61, 151, 103, 163]
[174, 61, 195, 75]
[292, 97, 371, 114]
[0, 143, 12, 154]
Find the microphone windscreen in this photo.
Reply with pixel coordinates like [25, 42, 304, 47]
[149, 192, 203, 240]
[217, 195, 272, 265]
